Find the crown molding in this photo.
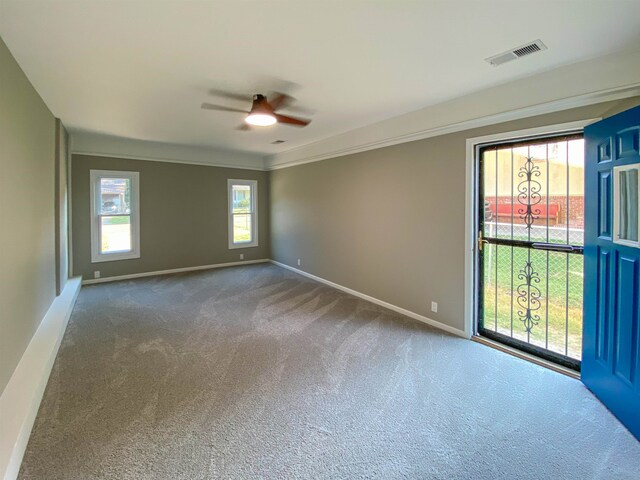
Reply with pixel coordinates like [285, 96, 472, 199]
[71, 82, 638, 173]
[71, 150, 268, 171]
[267, 83, 640, 170]
[70, 132, 268, 171]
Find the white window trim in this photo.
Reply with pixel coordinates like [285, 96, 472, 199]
[228, 179, 258, 249]
[90, 169, 140, 263]
[613, 163, 640, 249]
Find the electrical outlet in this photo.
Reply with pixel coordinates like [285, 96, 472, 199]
[239, 253, 244, 260]
[94, 271, 101, 279]
[431, 301, 438, 313]
[297, 258, 301, 266]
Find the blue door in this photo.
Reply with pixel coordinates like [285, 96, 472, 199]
[583, 105, 640, 439]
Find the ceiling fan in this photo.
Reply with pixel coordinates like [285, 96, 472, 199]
[201, 93, 311, 129]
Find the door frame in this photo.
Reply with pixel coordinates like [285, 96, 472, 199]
[464, 119, 600, 342]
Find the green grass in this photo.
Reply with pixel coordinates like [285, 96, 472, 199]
[482, 244, 583, 359]
[233, 215, 252, 242]
[102, 216, 130, 225]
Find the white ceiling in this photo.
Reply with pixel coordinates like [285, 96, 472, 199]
[1, 0, 639, 157]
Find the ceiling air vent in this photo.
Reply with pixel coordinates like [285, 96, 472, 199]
[485, 39, 547, 67]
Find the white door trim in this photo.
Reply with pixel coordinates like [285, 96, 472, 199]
[463, 118, 599, 339]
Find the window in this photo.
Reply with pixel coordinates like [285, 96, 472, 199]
[613, 164, 640, 248]
[90, 170, 140, 262]
[228, 179, 258, 249]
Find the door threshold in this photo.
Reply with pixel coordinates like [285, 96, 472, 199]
[472, 335, 580, 380]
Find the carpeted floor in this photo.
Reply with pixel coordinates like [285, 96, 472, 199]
[18, 264, 639, 479]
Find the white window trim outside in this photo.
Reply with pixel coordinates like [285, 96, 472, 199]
[613, 163, 640, 249]
[90, 169, 140, 263]
[228, 179, 258, 249]
[463, 118, 600, 340]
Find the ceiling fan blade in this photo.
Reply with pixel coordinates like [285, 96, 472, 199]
[275, 114, 310, 127]
[208, 89, 251, 102]
[201, 102, 247, 113]
[269, 92, 294, 111]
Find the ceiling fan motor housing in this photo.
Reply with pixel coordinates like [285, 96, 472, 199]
[251, 94, 273, 115]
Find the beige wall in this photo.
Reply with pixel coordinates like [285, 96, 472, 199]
[270, 97, 640, 332]
[71, 155, 270, 279]
[0, 37, 56, 394]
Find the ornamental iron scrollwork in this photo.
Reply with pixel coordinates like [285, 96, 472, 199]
[517, 156, 542, 230]
[515, 156, 543, 333]
[516, 260, 542, 333]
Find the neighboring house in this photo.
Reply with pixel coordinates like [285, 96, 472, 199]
[100, 179, 128, 213]
[483, 141, 585, 228]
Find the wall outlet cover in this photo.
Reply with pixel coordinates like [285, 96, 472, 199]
[431, 301, 438, 313]
[94, 271, 100, 279]
[240, 254, 244, 260]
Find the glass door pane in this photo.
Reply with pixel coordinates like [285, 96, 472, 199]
[478, 134, 585, 370]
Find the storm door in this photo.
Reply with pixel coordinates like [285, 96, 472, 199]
[477, 133, 585, 370]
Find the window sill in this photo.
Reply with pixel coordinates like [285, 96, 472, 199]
[91, 252, 140, 263]
[228, 243, 259, 250]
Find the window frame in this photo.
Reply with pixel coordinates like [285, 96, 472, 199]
[228, 179, 258, 249]
[613, 163, 640, 249]
[90, 169, 141, 263]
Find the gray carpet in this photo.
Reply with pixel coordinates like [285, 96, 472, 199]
[19, 264, 639, 479]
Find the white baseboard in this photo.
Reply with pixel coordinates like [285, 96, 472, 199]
[82, 259, 270, 285]
[0, 277, 82, 480]
[270, 260, 469, 339]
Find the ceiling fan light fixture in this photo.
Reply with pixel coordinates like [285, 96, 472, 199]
[245, 113, 277, 126]
[203, 92, 309, 128]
